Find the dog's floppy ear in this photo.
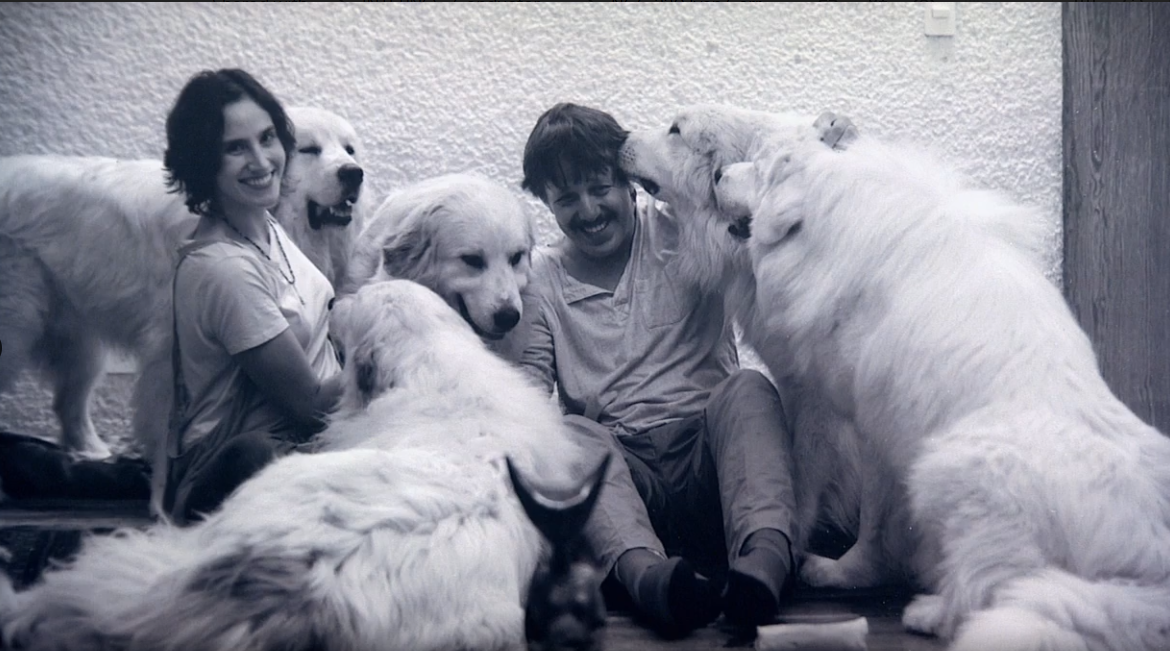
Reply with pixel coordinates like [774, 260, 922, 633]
[349, 346, 395, 408]
[380, 212, 436, 280]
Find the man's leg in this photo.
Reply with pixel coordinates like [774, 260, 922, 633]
[563, 415, 717, 638]
[703, 369, 798, 626]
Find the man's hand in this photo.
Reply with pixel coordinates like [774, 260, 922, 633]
[814, 111, 859, 151]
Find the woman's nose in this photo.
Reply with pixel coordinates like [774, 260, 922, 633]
[244, 142, 266, 167]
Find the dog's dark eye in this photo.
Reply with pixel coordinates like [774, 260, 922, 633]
[668, 124, 680, 135]
[461, 254, 486, 270]
[298, 145, 322, 155]
[509, 251, 525, 267]
[345, 145, 356, 155]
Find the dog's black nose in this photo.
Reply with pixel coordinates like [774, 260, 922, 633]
[494, 307, 521, 332]
[338, 164, 364, 188]
[713, 167, 723, 184]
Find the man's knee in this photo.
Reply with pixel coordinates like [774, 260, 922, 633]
[563, 415, 623, 451]
[709, 370, 785, 417]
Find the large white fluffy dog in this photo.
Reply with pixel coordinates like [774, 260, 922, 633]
[0, 279, 592, 651]
[342, 172, 535, 345]
[620, 105, 1170, 651]
[0, 107, 369, 467]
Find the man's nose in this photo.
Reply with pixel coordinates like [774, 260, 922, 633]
[579, 194, 602, 219]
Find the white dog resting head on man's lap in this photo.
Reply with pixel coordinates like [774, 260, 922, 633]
[342, 172, 535, 345]
[0, 279, 592, 651]
[628, 104, 1170, 651]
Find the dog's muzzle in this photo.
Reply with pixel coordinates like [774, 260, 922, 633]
[308, 164, 364, 229]
[728, 215, 752, 240]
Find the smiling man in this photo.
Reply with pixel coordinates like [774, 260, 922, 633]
[503, 103, 801, 639]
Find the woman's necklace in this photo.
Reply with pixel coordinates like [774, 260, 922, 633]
[222, 216, 305, 306]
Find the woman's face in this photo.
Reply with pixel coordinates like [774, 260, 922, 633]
[214, 97, 286, 218]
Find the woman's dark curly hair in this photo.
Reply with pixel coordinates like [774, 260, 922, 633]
[163, 68, 296, 216]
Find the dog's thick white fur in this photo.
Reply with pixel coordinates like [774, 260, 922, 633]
[0, 279, 589, 651]
[619, 105, 865, 566]
[342, 172, 535, 346]
[0, 106, 368, 471]
[621, 104, 1170, 650]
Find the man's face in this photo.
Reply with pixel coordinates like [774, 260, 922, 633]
[543, 167, 636, 261]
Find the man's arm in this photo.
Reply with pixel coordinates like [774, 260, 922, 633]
[498, 282, 558, 398]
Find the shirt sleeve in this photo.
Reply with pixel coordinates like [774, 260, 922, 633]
[192, 251, 289, 356]
[499, 257, 557, 396]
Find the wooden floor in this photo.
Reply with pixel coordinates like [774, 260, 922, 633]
[0, 500, 945, 650]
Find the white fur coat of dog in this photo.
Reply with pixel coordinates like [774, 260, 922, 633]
[622, 104, 1170, 651]
[0, 279, 588, 651]
[342, 172, 536, 345]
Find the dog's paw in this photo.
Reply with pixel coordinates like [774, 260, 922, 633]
[798, 553, 854, 588]
[901, 593, 946, 636]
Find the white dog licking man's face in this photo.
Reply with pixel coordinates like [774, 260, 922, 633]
[343, 172, 535, 342]
[626, 104, 1170, 651]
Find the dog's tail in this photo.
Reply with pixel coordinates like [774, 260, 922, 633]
[949, 567, 1170, 651]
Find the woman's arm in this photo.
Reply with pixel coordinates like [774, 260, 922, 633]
[235, 328, 343, 430]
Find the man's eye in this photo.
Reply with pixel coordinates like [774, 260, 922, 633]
[461, 254, 486, 270]
[589, 186, 611, 197]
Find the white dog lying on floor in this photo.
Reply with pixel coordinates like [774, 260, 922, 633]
[0, 279, 597, 651]
[621, 104, 1170, 651]
[0, 106, 370, 506]
[342, 172, 535, 346]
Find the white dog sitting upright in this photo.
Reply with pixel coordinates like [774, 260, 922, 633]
[0, 106, 368, 468]
[623, 104, 1170, 651]
[342, 172, 535, 346]
[0, 279, 595, 651]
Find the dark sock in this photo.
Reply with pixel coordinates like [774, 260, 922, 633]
[723, 528, 793, 627]
[616, 550, 717, 638]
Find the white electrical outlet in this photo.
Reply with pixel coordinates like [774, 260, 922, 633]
[925, 2, 956, 37]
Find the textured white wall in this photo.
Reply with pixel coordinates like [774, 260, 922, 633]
[0, 2, 1062, 446]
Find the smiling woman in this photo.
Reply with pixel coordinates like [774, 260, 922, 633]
[160, 68, 345, 525]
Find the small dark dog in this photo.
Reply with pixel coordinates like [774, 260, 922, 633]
[507, 453, 611, 651]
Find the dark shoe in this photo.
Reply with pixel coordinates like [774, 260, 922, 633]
[722, 532, 792, 627]
[633, 557, 720, 639]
